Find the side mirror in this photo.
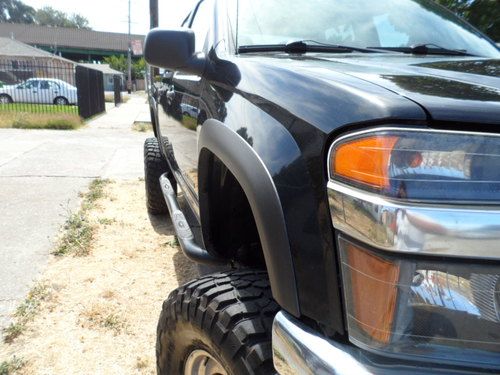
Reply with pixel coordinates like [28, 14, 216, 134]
[144, 28, 206, 76]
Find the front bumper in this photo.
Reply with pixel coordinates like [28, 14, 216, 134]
[272, 311, 495, 375]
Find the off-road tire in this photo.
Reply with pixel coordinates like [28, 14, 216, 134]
[144, 137, 174, 214]
[157, 271, 280, 375]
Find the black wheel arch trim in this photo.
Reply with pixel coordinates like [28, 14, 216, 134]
[198, 119, 300, 317]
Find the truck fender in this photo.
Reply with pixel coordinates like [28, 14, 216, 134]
[198, 119, 300, 317]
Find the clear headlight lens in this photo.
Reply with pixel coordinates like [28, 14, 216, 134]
[331, 129, 500, 203]
[339, 237, 500, 368]
[329, 127, 500, 368]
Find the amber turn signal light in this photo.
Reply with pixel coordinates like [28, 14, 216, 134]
[342, 241, 400, 344]
[332, 135, 399, 188]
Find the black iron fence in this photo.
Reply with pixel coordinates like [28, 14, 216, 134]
[0, 59, 78, 114]
[0, 58, 106, 119]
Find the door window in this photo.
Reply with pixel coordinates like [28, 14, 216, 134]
[39, 80, 50, 90]
[18, 80, 38, 89]
[49, 81, 60, 90]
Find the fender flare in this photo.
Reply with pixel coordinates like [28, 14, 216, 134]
[198, 119, 300, 316]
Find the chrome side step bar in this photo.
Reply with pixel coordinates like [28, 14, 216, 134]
[159, 173, 226, 266]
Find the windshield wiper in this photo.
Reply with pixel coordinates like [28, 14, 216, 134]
[368, 43, 474, 56]
[238, 40, 381, 54]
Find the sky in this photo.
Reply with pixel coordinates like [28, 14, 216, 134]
[22, 0, 198, 35]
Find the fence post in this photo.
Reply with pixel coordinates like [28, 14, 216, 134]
[113, 75, 122, 106]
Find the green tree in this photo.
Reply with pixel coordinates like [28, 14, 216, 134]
[133, 58, 147, 79]
[103, 55, 128, 74]
[34, 6, 90, 29]
[0, 0, 35, 23]
[435, 0, 499, 41]
[104, 55, 147, 80]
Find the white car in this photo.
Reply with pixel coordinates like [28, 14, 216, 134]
[180, 103, 199, 118]
[0, 78, 78, 105]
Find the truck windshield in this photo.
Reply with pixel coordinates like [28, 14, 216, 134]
[235, 0, 500, 58]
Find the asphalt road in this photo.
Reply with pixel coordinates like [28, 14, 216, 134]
[0, 96, 150, 329]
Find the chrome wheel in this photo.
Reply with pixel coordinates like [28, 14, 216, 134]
[55, 97, 68, 105]
[184, 349, 228, 375]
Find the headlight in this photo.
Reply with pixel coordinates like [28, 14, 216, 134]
[330, 128, 500, 203]
[328, 127, 500, 369]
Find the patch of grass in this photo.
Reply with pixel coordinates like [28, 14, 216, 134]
[0, 103, 78, 114]
[0, 356, 26, 375]
[81, 304, 126, 334]
[54, 178, 111, 256]
[15, 284, 50, 319]
[0, 112, 82, 130]
[168, 236, 179, 248]
[97, 217, 116, 225]
[83, 178, 111, 210]
[2, 323, 24, 343]
[182, 115, 197, 131]
[103, 314, 123, 330]
[2, 283, 50, 343]
[53, 212, 94, 256]
[132, 121, 152, 132]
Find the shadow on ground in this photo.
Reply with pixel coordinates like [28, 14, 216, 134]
[147, 212, 174, 236]
[147, 211, 199, 286]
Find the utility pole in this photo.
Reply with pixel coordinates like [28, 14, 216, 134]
[149, 0, 159, 77]
[127, 0, 132, 94]
[150, 0, 158, 29]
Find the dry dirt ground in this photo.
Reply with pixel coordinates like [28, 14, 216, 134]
[0, 180, 198, 374]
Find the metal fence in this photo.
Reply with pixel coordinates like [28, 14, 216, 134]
[0, 59, 78, 114]
[75, 65, 105, 119]
[0, 58, 107, 118]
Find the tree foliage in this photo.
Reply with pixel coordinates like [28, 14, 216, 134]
[34, 6, 90, 29]
[0, 0, 91, 29]
[0, 0, 35, 23]
[103, 56, 147, 80]
[436, 0, 499, 41]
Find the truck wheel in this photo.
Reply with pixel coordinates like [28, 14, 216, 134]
[157, 271, 279, 375]
[144, 137, 175, 214]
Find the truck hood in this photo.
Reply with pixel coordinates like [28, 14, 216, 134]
[293, 55, 500, 125]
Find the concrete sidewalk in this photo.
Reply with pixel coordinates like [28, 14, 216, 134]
[0, 94, 152, 329]
[89, 94, 151, 130]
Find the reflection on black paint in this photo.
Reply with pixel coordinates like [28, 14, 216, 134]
[383, 74, 500, 101]
[236, 127, 254, 146]
[416, 60, 500, 78]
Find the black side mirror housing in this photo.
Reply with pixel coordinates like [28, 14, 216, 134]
[144, 28, 206, 76]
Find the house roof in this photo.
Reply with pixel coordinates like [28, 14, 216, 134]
[0, 23, 145, 53]
[0, 36, 74, 63]
[80, 63, 124, 75]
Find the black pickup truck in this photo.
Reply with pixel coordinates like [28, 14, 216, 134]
[143, 0, 500, 373]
